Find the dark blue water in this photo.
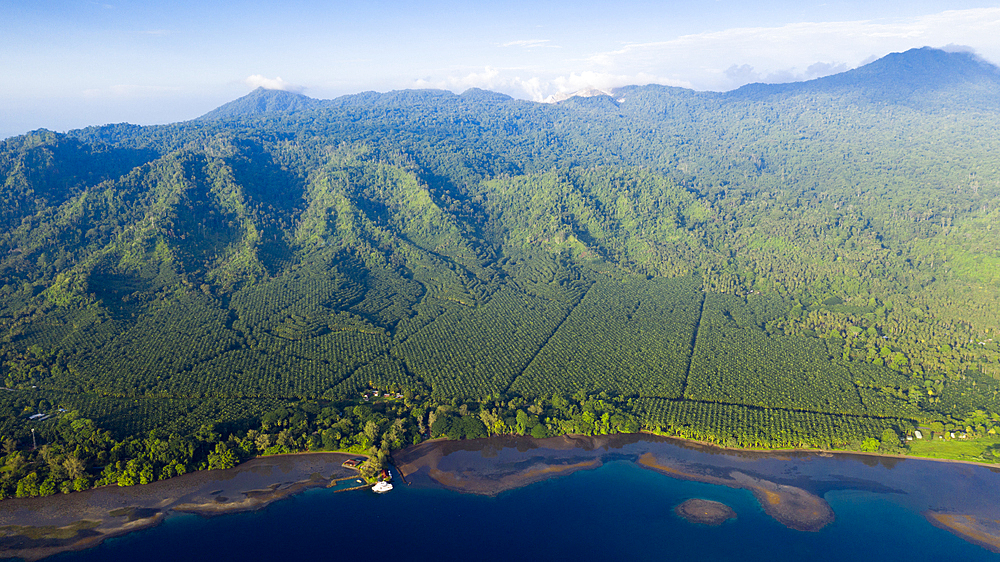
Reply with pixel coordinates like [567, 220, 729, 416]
[50, 459, 1000, 562]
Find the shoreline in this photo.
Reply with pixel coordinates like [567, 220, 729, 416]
[403, 430, 1000, 472]
[393, 432, 999, 539]
[637, 431, 1000, 471]
[1, 432, 993, 508]
[0, 452, 363, 562]
[0, 433, 997, 560]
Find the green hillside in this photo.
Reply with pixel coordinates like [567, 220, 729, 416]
[1, 47, 1000, 495]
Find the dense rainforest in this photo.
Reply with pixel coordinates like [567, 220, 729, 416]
[1, 47, 1000, 497]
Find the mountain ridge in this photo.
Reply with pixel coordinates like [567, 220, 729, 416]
[196, 47, 1000, 123]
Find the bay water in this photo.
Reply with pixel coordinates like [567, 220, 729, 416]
[49, 436, 1000, 562]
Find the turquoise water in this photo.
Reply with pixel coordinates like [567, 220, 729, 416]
[49, 458, 1000, 562]
[327, 477, 367, 491]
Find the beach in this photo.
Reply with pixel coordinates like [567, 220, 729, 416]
[0, 453, 360, 561]
[3, 434, 1000, 560]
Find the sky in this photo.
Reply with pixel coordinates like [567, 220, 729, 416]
[3, 0, 1000, 139]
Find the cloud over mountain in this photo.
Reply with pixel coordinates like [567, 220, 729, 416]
[583, 8, 1000, 90]
[245, 75, 304, 93]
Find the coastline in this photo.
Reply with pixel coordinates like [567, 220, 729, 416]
[394, 433, 836, 531]
[393, 431, 1000, 550]
[638, 431, 1000, 471]
[1, 432, 999, 560]
[0, 452, 361, 562]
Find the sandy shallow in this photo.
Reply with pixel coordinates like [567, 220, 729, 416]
[638, 452, 834, 531]
[0, 453, 360, 562]
[925, 511, 1000, 553]
[5, 433, 1000, 559]
[395, 434, 835, 531]
[675, 499, 737, 526]
[394, 435, 608, 495]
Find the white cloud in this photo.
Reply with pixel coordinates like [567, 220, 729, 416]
[245, 75, 305, 93]
[414, 66, 499, 90]
[941, 43, 976, 54]
[413, 67, 688, 102]
[584, 8, 1000, 90]
[411, 8, 1000, 99]
[549, 71, 689, 96]
[724, 64, 759, 85]
[501, 39, 554, 49]
[414, 67, 546, 100]
[721, 60, 848, 87]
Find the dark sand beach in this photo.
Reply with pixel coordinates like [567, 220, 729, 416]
[5, 434, 1000, 560]
[0, 453, 360, 562]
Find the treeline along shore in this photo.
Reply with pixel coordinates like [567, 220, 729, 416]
[0, 384, 991, 501]
[4, 431, 1000, 561]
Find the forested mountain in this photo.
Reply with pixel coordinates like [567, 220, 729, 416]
[1, 47, 1000, 494]
[728, 47, 1000, 109]
[198, 87, 324, 121]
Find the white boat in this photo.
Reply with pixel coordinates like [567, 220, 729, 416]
[372, 481, 393, 493]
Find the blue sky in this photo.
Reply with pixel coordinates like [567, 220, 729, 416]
[3, 0, 1000, 139]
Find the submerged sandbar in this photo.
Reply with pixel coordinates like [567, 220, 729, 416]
[926, 511, 1000, 553]
[636, 452, 835, 532]
[675, 499, 737, 526]
[4, 433, 1000, 559]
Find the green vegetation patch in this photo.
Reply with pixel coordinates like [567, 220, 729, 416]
[333, 354, 422, 395]
[19, 392, 283, 438]
[856, 387, 922, 418]
[907, 436, 1000, 464]
[638, 397, 907, 450]
[176, 330, 391, 398]
[511, 275, 702, 398]
[394, 286, 572, 398]
[686, 293, 868, 414]
[67, 294, 242, 396]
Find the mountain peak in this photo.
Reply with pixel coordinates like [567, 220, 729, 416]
[835, 47, 1000, 109]
[198, 87, 321, 121]
[854, 46, 1000, 83]
[728, 47, 1000, 110]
